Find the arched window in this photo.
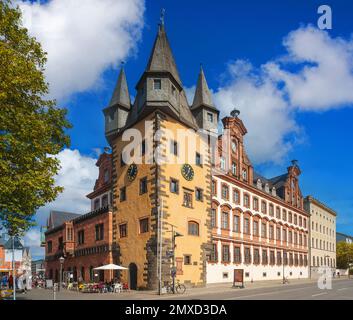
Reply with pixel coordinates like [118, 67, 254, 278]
[188, 221, 199, 236]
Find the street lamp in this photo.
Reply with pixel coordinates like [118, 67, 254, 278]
[282, 251, 287, 284]
[171, 230, 183, 294]
[59, 256, 65, 291]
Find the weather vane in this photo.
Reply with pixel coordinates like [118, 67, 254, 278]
[160, 8, 165, 26]
[231, 109, 240, 118]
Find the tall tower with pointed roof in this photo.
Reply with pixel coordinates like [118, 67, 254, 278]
[107, 19, 215, 290]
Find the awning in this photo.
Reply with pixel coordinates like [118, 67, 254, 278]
[93, 264, 127, 270]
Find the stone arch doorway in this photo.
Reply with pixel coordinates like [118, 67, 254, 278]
[129, 263, 137, 290]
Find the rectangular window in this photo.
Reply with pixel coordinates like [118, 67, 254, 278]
[262, 250, 268, 265]
[261, 201, 267, 214]
[289, 231, 293, 243]
[94, 199, 100, 210]
[254, 248, 260, 264]
[234, 247, 241, 264]
[220, 157, 226, 170]
[184, 255, 191, 265]
[222, 245, 230, 263]
[170, 178, 179, 194]
[283, 229, 287, 242]
[120, 187, 126, 202]
[269, 204, 274, 216]
[195, 188, 203, 201]
[269, 225, 274, 240]
[95, 223, 104, 241]
[276, 227, 281, 241]
[139, 177, 148, 194]
[289, 212, 292, 223]
[119, 223, 127, 238]
[78, 230, 84, 245]
[244, 218, 250, 234]
[244, 194, 250, 208]
[196, 152, 202, 166]
[210, 244, 218, 262]
[261, 223, 267, 238]
[221, 184, 229, 200]
[276, 207, 281, 219]
[171, 140, 178, 156]
[253, 198, 259, 211]
[253, 221, 259, 236]
[277, 251, 282, 265]
[231, 162, 237, 176]
[233, 215, 240, 233]
[233, 189, 240, 204]
[244, 247, 251, 264]
[183, 191, 193, 208]
[102, 194, 108, 207]
[47, 241, 52, 253]
[270, 251, 275, 265]
[211, 209, 217, 228]
[207, 112, 214, 122]
[154, 79, 161, 90]
[221, 212, 229, 229]
[282, 210, 287, 221]
[283, 252, 288, 265]
[211, 180, 216, 195]
[139, 218, 149, 234]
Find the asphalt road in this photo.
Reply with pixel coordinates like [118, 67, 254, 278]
[163, 278, 353, 300]
[12, 278, 353, 300]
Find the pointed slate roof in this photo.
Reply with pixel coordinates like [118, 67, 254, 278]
[192, 66, 217, 111]
[145, 24, 182, 85]
[47, 210, 81, 230]
[108, 67, 131, 109]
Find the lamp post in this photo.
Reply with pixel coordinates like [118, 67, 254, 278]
[59, 256, 64, 291]
[282, 251, 287, 284]
[171, 228, 183, 294]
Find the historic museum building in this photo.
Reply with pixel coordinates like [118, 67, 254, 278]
[207, 115, 310, 283]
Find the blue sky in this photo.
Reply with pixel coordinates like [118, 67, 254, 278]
[17, 0, 353, 257]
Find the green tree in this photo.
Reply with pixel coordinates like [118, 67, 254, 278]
[0, 0, 71, 235]
[336, 242, 353, 269]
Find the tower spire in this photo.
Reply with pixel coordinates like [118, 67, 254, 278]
[191, 65, 217, 110]
[109, 63, 131, 109]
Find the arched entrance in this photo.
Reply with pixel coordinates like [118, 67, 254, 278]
[129, 263, 137, 290]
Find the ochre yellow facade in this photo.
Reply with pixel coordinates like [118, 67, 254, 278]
[113, 112, 211, 289]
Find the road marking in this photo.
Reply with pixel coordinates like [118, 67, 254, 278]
[225, 287, 309, 300]
[337, 288, 348, 291]
[312, 292, 328, 297]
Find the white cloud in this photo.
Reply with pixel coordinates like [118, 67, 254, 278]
[18, 0, 145, 100]
[184, 85, 196, 106]
[265, 26, 353, 110]
[213, 26, 353, 164]
[214, 60, 299, 164]
[24, 149, 98, 258]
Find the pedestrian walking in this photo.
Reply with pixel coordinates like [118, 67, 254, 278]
[8, 274, 13, 289]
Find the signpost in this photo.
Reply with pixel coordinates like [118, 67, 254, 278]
[233, 269, 244, 288]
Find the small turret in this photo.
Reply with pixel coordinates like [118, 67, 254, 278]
[191, 66, 219, 133]
[103, 66, 131, 144]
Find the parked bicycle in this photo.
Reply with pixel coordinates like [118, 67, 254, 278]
[164, 280, 186, 294]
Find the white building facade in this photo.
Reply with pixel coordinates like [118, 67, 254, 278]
[206, 114, 309, 283]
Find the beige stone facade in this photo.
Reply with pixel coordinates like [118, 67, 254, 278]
[304, 196, 336, 277]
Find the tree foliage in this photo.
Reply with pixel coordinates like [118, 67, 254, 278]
[336, 241, 353, 269]
[0, 0, 71, 235]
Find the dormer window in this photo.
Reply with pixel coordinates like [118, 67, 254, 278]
[154, 79, 162, 90]
[220, 157, 226, 170]
[207, 112, 214, 122]
[231, 141, 237, 152]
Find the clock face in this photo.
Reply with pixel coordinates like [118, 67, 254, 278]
[127, 164, 137, 181]
[181, 164, 194, 181]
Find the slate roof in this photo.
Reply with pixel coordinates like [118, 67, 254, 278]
[48, 210, 81, 230]
[146, 24, 182, 85]
[191, 66, 218, 112]
[253, 171, 289, 200]
[108, 67, 131, 109]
